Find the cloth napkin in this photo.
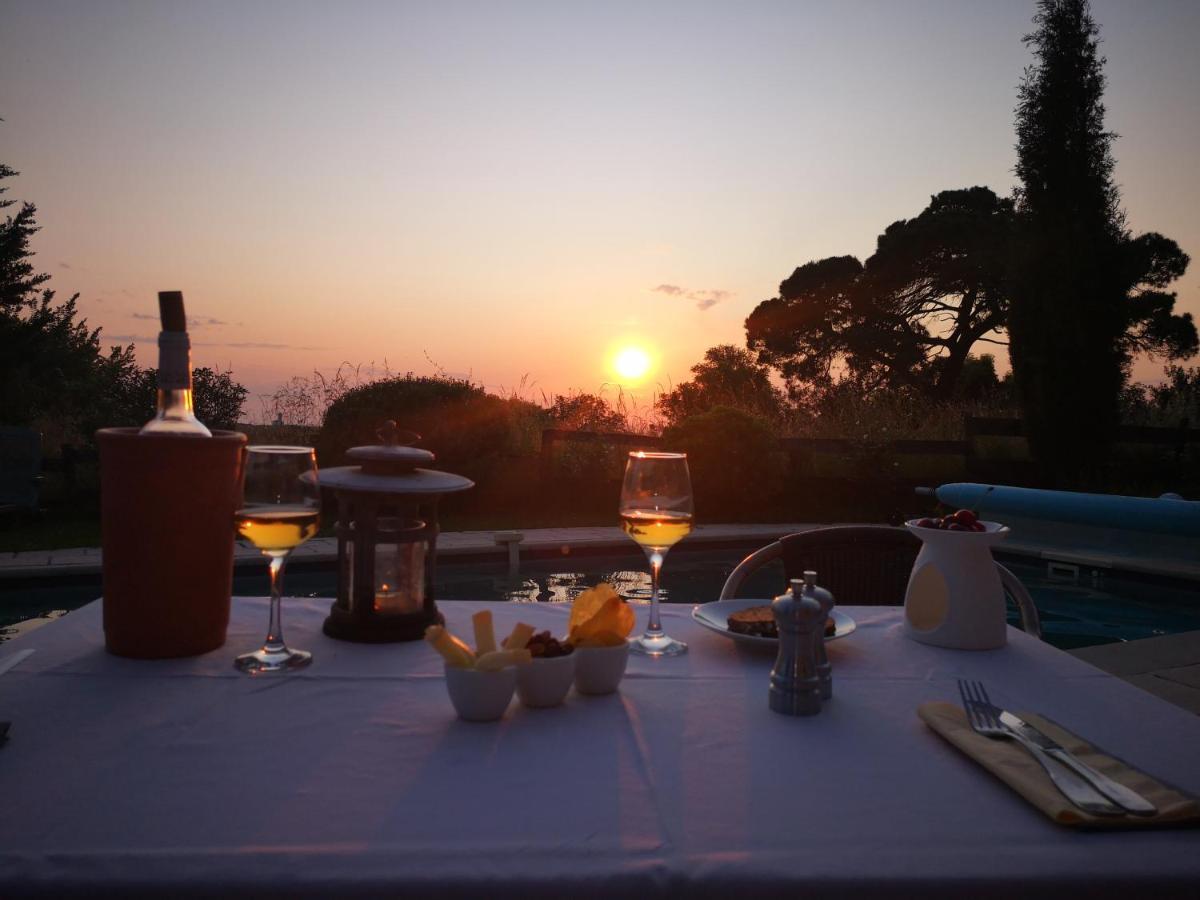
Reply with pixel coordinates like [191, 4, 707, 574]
[918, 701, 1200, 828]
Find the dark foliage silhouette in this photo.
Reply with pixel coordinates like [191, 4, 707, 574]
[1009, 0, 1195, 484]
[745, 188, 1016, 400]
[662, 406, 786, 516]
[1, 156, 139, 437]
[315, 375, 527, 482]
[0, 160, 50, 311]
[657, 344, 785, 426]
[0, 147, 247, 440]
[112, 366, 249, 431]
[547, 392, 626, 432]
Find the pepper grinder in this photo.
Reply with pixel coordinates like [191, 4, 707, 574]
[769, 577, 823, 716]
[803, 570, 835, 700]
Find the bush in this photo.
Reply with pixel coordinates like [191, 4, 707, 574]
[315, 375, 523, 482]
[662, 406, 787, 519]
[657, 345, 785, 428]
[108, 365, 248, 431]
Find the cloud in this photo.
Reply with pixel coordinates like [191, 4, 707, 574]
[130, 312, 228, 328]
[105, 329, 322, 351]
[221, 341, 323, 351]
[651, 284, 733, 311]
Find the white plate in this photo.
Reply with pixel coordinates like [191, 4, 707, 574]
[691, 599, 856, 647]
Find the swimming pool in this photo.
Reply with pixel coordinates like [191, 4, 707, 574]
[3, 546, 1199, 649]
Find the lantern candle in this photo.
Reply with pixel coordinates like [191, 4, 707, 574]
[374, 519, 426, 615]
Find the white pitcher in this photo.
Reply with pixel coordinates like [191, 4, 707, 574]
[903, 521, 1010, 650]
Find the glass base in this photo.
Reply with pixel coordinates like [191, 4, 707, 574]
[234, 646, 312, 674]
[630, 632, 688, 657]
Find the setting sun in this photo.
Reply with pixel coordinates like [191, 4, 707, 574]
[612, 346, 652, 381]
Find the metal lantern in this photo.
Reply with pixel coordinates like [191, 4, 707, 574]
[318, 422, 473, 642]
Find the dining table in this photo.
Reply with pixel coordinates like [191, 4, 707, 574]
[1, 596, 1198, 898]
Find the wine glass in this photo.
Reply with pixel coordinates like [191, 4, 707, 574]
[620, 451, 694, 657]
[233, 446, 320, 674]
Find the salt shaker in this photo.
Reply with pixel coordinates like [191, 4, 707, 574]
[769, 577, 823, 716]
[802, 570, 835, 700]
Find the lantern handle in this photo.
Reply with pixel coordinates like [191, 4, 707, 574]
[377, 420, 400, 446]
[376, 421, 421, 447]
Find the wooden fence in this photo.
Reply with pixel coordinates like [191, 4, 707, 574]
[33, 417, 1200, 492]
[542, 417, 1199, 482]
[964, 416, 1198, 448]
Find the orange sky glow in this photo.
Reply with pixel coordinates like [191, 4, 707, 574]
[2, 2, 1198, 420]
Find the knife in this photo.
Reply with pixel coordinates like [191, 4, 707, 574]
[999, 711, 1157, 817]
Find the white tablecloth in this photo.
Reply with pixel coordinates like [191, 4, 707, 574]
[1, 598, 1198, 898]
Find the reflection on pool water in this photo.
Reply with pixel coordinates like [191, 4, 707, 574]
[4, 547, 1199, 651]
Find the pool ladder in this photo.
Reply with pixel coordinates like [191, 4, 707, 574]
[1046, 560, 1104, 588]
[493, 532, 524, 580]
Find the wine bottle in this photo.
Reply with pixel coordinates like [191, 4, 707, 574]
[140, 291, 212, 436]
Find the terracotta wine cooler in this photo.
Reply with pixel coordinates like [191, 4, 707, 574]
[98, 427, 246, 658]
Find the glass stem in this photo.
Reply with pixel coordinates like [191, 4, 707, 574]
[263, 552, 289, 652]
[644, 548, 665, 636]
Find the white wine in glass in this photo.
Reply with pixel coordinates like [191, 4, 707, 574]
[620, 451, 693, 657]
[233, 446, 320, 674]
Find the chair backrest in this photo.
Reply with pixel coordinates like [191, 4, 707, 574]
[778, 525, 920, 606]
[719, 525, 1043, 638]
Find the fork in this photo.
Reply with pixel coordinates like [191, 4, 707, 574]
[957, 679, 1122, 816]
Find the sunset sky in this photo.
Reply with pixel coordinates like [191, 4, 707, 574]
[3, 1, 1199, 417]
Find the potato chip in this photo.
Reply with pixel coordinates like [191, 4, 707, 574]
[472, 610, 497, 655]
[569, 597, 618, 644]
[476, 648, 532, 671]
[569, 593, 636, 647]
[424, 624, 476, 668]
[568, 583, 620, 634]
[612, 599, 635, 638]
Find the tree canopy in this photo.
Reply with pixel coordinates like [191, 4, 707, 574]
[0, 292, 139, 436]
[1008, 0, 1195, 482]
[656, 344, 784, 426]
[0, 159, 140, 436]
[547, 393, 627, 432]
[0, 151, 247, 441]
[745, 187, 1017, 400]
[0, 161, 50, 311]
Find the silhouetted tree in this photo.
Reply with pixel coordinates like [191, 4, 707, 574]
[0, 293, 139, 435]
[1009, 0, 1195, 483]
[657, 345, 785, 426]
[0, 150, 247, 438]
[0, 159, 50, 311]
[547, 392, 627, 432]
[956, 354, 1005, 403]
[315, 375, 518, 479]
[113, 366, 248, 430]
[1149, 365, 1200, 423]
[0, 158, 140, 437]
[745, 188, 1015, 400]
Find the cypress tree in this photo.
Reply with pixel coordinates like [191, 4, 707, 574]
[1009, 0, 1128, 485]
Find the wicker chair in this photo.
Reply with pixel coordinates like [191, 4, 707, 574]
[718, 525, 1042, 638]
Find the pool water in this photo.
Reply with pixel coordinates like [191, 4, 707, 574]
[3, 548, 1199, 650]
